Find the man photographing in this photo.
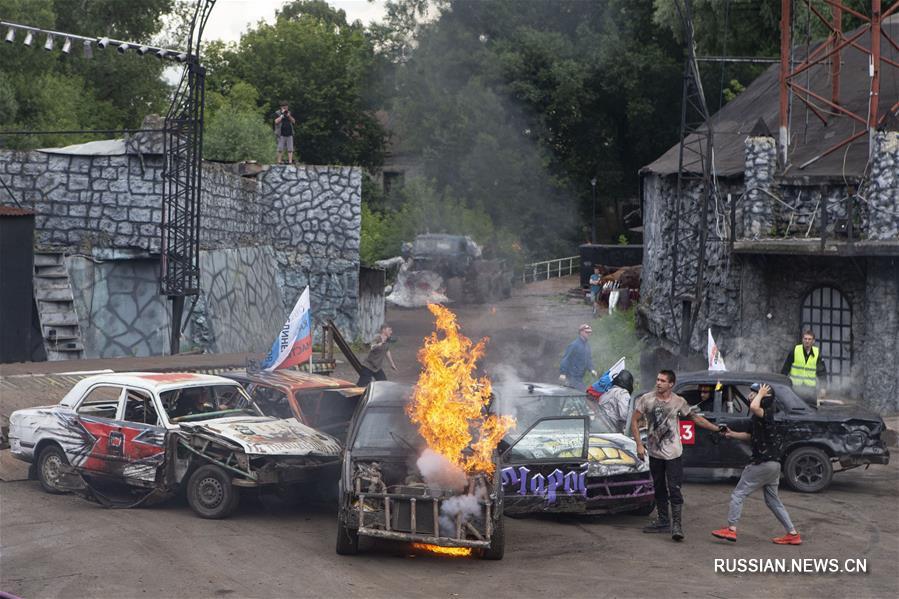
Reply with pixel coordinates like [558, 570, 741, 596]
[711, 383, 802, 545]
[632, 370, 722, 541]
[275, 100, 296, 165]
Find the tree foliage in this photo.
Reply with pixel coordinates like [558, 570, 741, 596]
[203, 0, 387, 168]
[0, 0, 173, 149]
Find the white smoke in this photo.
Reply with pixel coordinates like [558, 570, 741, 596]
[416, 448, 468, 493]
[438, 492, 484, 537]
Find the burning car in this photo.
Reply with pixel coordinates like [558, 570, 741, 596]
[337, 304, 513, 559]
[497, 383, 654, 516]
[8, 372, 342, 518]
[336, 382, 505, 559]
[651, 371, 890, 493]
[224, 369, 364, 440]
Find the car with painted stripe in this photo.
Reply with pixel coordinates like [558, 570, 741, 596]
[8, 372, 342, 518]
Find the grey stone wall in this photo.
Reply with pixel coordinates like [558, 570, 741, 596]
[865, 130, 899, 241]
[0, 146, 363, 357]
[743, 136, 777, 238]
[638, 174, 743, 351]
[66, 255, 171, 358]
[184, 246, 285, 354]
[859, 258, 899, 413]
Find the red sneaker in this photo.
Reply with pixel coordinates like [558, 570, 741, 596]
[712, 527, 737, 542]
[772, 533, 802, 545]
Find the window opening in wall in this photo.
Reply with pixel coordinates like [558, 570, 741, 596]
[383, 171, 405, 197]
[800, 286, 852, 387]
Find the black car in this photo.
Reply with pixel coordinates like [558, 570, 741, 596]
[336, 382, 505, 559]
[638, 371, 890, 493]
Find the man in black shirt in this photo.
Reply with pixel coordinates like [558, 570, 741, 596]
[710, 383, 802, 545]
[275, 100, 296, 165]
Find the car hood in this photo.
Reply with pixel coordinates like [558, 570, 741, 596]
[585, 433, 649, 476]
[179, 416, 342, 457]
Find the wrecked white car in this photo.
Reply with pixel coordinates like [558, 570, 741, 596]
[336, 381, 505, 559]
[8, 372, 342, 518]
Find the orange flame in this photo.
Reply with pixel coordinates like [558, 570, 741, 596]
[410, 543, 473, 557]
[407, 304, 515, 474]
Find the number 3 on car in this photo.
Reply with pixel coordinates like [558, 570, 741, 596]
[679, 421, 695, 445]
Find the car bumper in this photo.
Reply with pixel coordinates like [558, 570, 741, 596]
[839, 446, 890, 468]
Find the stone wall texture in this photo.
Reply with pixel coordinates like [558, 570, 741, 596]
[641, 130, 899, 414]
[0, 147, 362, 358]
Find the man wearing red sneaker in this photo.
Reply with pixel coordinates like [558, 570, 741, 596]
[712, 383, 802, 545]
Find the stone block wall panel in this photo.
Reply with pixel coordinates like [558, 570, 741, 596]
[865, 131, 899, 241]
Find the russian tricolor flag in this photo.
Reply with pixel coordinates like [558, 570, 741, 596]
[261, 286, 313, 371]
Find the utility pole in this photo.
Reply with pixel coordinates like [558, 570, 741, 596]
[590, 177, 597, 244]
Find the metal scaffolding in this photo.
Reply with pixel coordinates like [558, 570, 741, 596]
[160, 0, 216, 355]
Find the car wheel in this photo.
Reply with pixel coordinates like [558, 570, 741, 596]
[479, 513, 504, 560]
[628, 500, 656, 517]
[336, 511, 359, 555]
[186, 465, 240, 519]
[37, 445, 70, 495]
[784, 447, 833, 493]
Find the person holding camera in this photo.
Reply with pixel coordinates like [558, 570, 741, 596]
[711, 383, 802, 545]
[357, 324, 398, 387]
[274, 100, 296, 165]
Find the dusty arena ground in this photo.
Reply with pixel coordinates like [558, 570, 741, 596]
[2, 277, 897, 598]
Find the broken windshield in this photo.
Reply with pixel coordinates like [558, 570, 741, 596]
[498, 393, 619, 438]
[352, 406, 424, 451]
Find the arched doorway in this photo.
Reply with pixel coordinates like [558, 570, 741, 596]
[800, 286, 852, 387]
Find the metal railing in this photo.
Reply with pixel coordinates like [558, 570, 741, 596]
[520, 256, 580, 284]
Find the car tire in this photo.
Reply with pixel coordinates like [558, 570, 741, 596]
[37, 445, 70, 495]
[336, 511, 359, 555]
[628, 500, 656, 517]
[186, 465, 240, 519]
[479, 514, 505, 560]
[783, 446, 833, 493]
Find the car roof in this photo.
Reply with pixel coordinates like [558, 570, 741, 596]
[675, 371, 793, 387]
[365, 381, 414, 407]
[59, 372, 241, 406]
[223, 369, 357, 392]
[497, 382, 586, 399]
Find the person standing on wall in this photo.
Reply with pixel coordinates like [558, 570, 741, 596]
[711, 383, 802, 545]
[559, 324, 597, 389]
[780, 329, 827, 401]
[357, 324, 398, 387]
[632, 369, 723, 542]
[274, 100, 296, 165]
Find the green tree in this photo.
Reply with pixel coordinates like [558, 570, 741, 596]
[203, 0, 387, 168]
[0, 0, 173, 148]
[203, 81, 275, 163]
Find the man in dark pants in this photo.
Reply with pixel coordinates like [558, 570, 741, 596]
[357, 324, 398, 387]
[632, 370, 721, 541]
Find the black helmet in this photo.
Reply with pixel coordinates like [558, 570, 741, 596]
[612, 369, 634, 393]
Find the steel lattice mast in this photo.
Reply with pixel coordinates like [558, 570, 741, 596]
[160, 0, 216, 355]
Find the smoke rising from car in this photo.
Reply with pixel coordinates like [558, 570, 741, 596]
[438, 492, 483, 537]
[416, 448, 468, 493]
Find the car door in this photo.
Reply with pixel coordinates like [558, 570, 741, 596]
[117, 387, 168, 487]
[501, 417, 589, 515]
[712, 384, 753, 467]
[72, 384, 126, 476]
[676, 383, 725, 468]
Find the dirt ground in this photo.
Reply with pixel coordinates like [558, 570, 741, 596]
[2, 277, 898, 598]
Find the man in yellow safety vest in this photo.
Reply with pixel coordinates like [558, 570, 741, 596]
[780, 329, 827, 400]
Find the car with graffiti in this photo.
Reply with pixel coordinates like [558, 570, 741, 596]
[646, 371, 890, 493]
[336, 381, 505, 559]
[224, 369, 364, 440]
[7, 372, 342, 518]
[496, 382, 654, 516]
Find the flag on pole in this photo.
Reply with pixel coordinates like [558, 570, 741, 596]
[707, 328, 727, 372]
[261, 287, 313, 371]
[587, 356, 627, 397]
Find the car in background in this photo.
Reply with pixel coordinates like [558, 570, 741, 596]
[8, 372, 342, 518]
[640, 371, 890, 493]
[336, 381, 505, 559]
[496, 383, 654, 516]
[224, 370, 364, 441]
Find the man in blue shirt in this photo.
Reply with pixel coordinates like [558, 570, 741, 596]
[588, 266, 603, 316]
[559, 324, 597, 389]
